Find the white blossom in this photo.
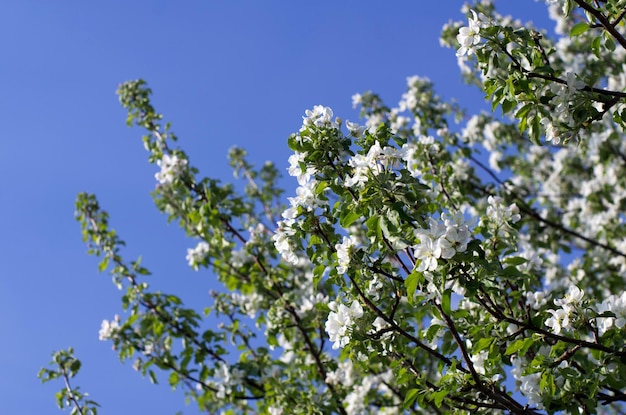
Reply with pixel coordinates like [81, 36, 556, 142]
[470, 350, 489, 375]
[554, 285, 584, 310]
[272, 219, 299, 265]
[325, 359, 355, 386]
[335, 235, 359, 274]
[366, 276, 384, 301]
[301, 105, 339, 131]
[413, 234, 439, 272]
[212, 362, 244, 399]
[456, 10, 482, 57]
[288, 179, 324, 211]
[345, 120, 366, 137]
[595, 292, 626, 336]
[325, 301, 364, 349]
[155, 154, 188, 184]
[526, 290, 550, 310]
[98, 317, 119, 341]
[511, 358, 544, 409]
[545, 308, 570, 334]
[268, 407, 283, 415]
[287, 151, 316, 186]
[186, 241, 210, 270]
[486, 195, 521, 225]
[413, 213, 471, 271]
[544, 286, 584, 334]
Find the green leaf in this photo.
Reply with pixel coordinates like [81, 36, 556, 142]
[505, 337, 534, 356]
[403, 388, 420, 409]
[501, 99, 516, 115]
[530, 115, 541, 144]
[148, 369, 158, 384]
[432, 389, 448, 408]
[604, 35, 616, 51]
[533, 65, 554, 75]
[505, 339, 525, 356]
[69, 359, 81, 376]
[474, 337, 494, 352]
[98, 257, 109, 272]
[592, 36, 602, 58]
[504, 256, 527, 266]
[570, 22, 589, 37]
[340, 210, 362, 228]
[515, 103, 533, 120]
[365, 215, 380, 238]
[313, 264, 325, 287]
[169, 372, 180, 388]
[441, 289, 452, 315]
[405, 271, 423, 304]
[612, 110, 622, 125]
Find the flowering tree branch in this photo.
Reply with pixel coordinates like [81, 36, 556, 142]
[42, 1, 626, 414]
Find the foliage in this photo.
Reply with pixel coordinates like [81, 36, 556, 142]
[39, 348, 100, 415]
[40, 1, 626, 413]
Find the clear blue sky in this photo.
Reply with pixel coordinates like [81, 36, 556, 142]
[0, 1, 552, 413]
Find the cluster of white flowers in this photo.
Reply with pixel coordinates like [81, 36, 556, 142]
[335, 235, 360, 274]
[98, 316, 119, 341]
[343, 371, 395, 415]
[246, 223, 267, 246]
[460, 113, 484, 146]
[513, 239, 544, 273]
[460, 114, 505, 171]
[212, 362, 244, 399]
[273, 205, 307, 265]
[284, 180, 324, 218]
[413, 212, 471, 272]
[272, 219, 298, 265]
[470, 350, 489, 375]
[230, 291, 263, 319]
[293, 270, 328, 315]
[345, 141, 387, 187]
[344, 141, 401, 188]
[186, 241, 209, 270]
[325, 300, 364, 349]
[456, 10, 483, 57]
[595, 292, 626, 336]
[301, 105, 340, 131]
[545, 285, 584, 334]
[467, 339, 493, 376]
[511, 357, 544, 409]
[541, 72, 585, 144]
[485, 195, 521, 227]
[230, 248, 251, 268]
[287, 151, 316, 186]
[388, 109, 411, 135]
[345, 120, 366, 137]
[274, 107, 339, 265]
[155, 153, 188, 184]
[325, 359, 355, 386]
[399, 137, 438, 179]
[142, 340, 155, 355]
[366, 276, 383, 301]
[540, 117, 561, 144]
[525, 290, 550, 310]
[398, 76, 422, 114]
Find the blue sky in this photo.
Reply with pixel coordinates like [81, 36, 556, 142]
[0, 1, 552, 413]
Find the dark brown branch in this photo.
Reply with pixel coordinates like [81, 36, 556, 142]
[574, 0, 626, 49]
[61, 370, 86, 415]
